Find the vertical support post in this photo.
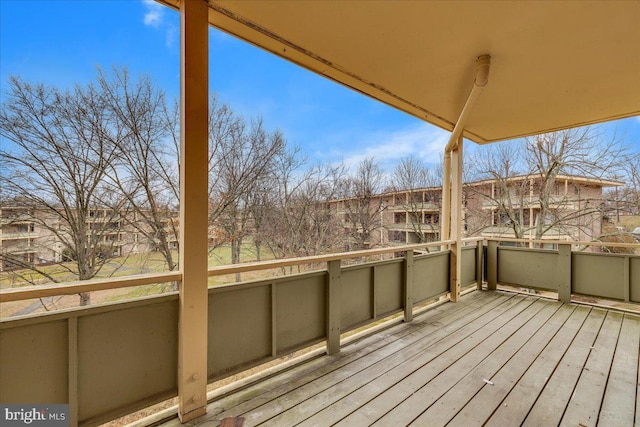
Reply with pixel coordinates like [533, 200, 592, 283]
[372, 265, 378, 319]
[271, 283, 277, 357]
[557, 243, 571, 303]
[404, 250, 414, 322]
[326, 260, 341, 355]
[476, 240, 483, 291]
[68, 317, 78, 427]
[441, 154, 451, 242]
[449, 136, 463, 302]
[178, 0, 209, 422]
[623, 256, 630, 302]
[487, 240, 498, 290]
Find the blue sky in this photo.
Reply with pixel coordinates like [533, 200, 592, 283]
[1, 0, 639, 174]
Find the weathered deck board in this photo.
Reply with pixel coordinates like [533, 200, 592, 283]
[244, 294, 522, 426]
[162, 291, 639, 427]
[201, 291, 503, 424]
[331, 297, 538, 427]
[597, 314, 640, 427]
[521, 308, 607, 427]
[415, 302, 573, 426]
[452, 304, 591, 427]
[292, 296, 530, 427]
[559, 310, 623, 427]
[370, 299, 550, 426]
[183, 291, 495, 425]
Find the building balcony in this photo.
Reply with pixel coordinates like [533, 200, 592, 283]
[1, 245, 38, 254]
[387, 222, 440, 232]
[387, 203, 440, 212]
[0, 231, 38, 241]
[480, 226, 575, 241]
[1, 238, 638, 427]
[0, 216, 35, 226]
[481, 195, 578, 210]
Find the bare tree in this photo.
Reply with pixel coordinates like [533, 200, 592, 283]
[466, 127, 626, 242]
[0, 76, 125, 305]
[390, 156, 441, 242]
[339, 157, 387, 250]
[97, 69, 180, 286]
[525, 128, 624, 240]
[207, 104, 285, 273]
[465, 143, 532, 239]
[261, 147, 345, 264]
[615, 152, 640, 217]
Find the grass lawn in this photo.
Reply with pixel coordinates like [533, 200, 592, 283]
[0, 241, 284, 316]
[0, 241, 275, 288]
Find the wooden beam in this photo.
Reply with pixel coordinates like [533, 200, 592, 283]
[487, 240, 498, 290]
[557, 243, 571, 303]
[0, 272, 182, 303]
[403, 250, 414, 322]
[326, 260, 341, 355]
[476, 241, 484, 291]
[449, 136, 463, 302]
[207, 241, 456, 277]
[441, 153, 451, 241]
[68, 318, 78, 427]
[486, 237, 639, 249]
[178, 0, 209, 422]
[1, 241, 461, 304]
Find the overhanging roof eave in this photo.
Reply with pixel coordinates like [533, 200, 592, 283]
[155, 0, 640, 145]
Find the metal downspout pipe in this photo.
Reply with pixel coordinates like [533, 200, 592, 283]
[441, 54, 491, 241]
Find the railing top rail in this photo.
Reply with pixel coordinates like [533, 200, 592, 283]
[207, 240, 456, 276]
[0, 271, 182, 303]
[1, 241, 458, 303]
[462, 237, 484, 243]
[486, 237, 639, 249]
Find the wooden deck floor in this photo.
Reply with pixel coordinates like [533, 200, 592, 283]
[170, 290, 640, 427]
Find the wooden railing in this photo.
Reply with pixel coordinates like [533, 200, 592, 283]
[3, 236, 636, 426]
[485, 238, 640, 305]
[2, 240, 481, 427]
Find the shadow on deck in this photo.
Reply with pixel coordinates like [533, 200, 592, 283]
[163, 290, 639, 427]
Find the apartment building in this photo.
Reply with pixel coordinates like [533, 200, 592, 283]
[0, 204, 179, 271]
[465, 175, 623, 243]
[0, 204, 39, 271]
[330, 174, 622, 248]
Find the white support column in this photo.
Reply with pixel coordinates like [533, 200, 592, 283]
[449, 135, 463, 302]
[178, 0, 209, 422]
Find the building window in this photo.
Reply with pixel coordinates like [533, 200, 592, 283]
[394, 212, 406, 224]
[388, 230, 406, 243]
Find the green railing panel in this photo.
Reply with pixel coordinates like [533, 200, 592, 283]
[497, 247, 558, 291]
[374, 259, 404, 318]
[208, 284, 271, 379]
[572, 253, 625, 300]
[461, 246, 477, 286]
[275, 273, 326, 353]
[340, 265, 374, 332]
[0, 319, 69, 404]
[631, 257, 640, 303]
[77, 299, 178, 425]
[414, 252, 449, 304]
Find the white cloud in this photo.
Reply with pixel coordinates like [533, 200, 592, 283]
[165, 24, 178, 48]
[141, 0, 179, 50]
[336, 124, 449, 173]
[142, 0, 164, 28]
